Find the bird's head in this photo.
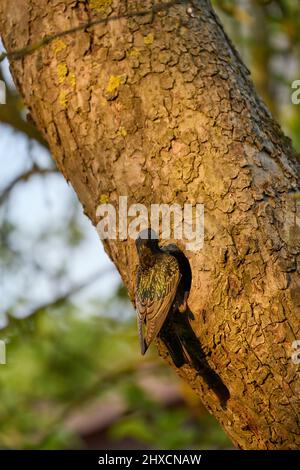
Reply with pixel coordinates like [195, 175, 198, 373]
[135, 228, 159, 262]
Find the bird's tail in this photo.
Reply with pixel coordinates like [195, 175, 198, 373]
[138, 316, 148, 355]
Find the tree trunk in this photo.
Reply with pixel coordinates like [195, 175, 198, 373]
[1, 0, 300, 449]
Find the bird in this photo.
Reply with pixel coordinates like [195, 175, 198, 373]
[135, 231, 229, 404]
[135, 228, 188, 367]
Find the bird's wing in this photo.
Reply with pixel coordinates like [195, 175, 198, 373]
[136, 256, 181, 354]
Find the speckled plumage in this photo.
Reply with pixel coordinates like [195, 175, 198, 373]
[135, 232, 181, 355]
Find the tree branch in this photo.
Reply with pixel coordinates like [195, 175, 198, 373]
[2, 266, 115, 334]
[0, 70, 48, 146]
[0, 165, 58, 205]
[0, 1, 185, 63]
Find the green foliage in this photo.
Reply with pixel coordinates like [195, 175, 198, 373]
[0, 307, 139, 449]
[214, 0, 300, 151]
[110, 382, 230, 449]
[0, 308, 230, 449]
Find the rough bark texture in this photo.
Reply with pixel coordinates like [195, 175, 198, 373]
[1, 0, 300, 449]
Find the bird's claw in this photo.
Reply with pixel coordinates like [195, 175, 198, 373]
[178, 291, 189, 313]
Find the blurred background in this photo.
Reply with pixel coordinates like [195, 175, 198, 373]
[0, 0, 299, 450]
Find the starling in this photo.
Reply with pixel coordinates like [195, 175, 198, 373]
[135, 228, 187, 366]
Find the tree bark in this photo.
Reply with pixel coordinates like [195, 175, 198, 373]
[1, 0, 300, 449]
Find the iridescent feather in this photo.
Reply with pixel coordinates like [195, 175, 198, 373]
[135, 253, 181, 354]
